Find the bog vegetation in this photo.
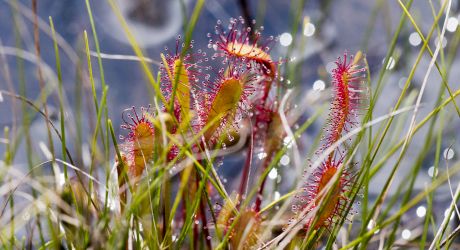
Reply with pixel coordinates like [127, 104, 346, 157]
[1, 0, 460, 249]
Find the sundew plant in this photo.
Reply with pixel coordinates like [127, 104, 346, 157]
[0, 0, 460, 249]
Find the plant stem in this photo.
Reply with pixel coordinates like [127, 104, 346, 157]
[238, 127, 253, 198]
[199, 193, 212, 249]
[254, 156, 271, 212]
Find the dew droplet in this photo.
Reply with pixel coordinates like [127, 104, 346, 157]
[383, 57, 396, 70]
[313, 80, 325, 91]
[416, 206, 426, 218]
[279, 32, 292, 47]
[443, 147, 455, 160]
[401, 229, 411, 240]
[408, 32, 421, 46]
[268, 168, 278, 180]
[428, 166, 438, 177]
[280, 155, 290, 166]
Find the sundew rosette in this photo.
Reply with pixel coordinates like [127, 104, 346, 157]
[208, 16, 290, 164]
[208, 16, 285, 113]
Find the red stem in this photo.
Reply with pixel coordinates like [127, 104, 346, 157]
[199, 196, 212, 249]
[196, 160, 211, 249]
[193, 171, 199, 249]
[254, 156, 270, 212]
[238, 126, 253, 198]
[252, 79, 274, 212]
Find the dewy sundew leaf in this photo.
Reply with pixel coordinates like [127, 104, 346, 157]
[216, 193, 262, 249]
[160, 36, 207, 124]
[204, 77, 243, 141]
[323, 51, 367, 153]
[208, 17, 291, 207]
[200, 57, 259, 144]
[300, 156, 354, 230]
[295, 51, 367, 233]
[209, 16, 278, 77]
[172, 58, 191, 116]
[208, 16, 284, 111]
[120, 106, 156, 179]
